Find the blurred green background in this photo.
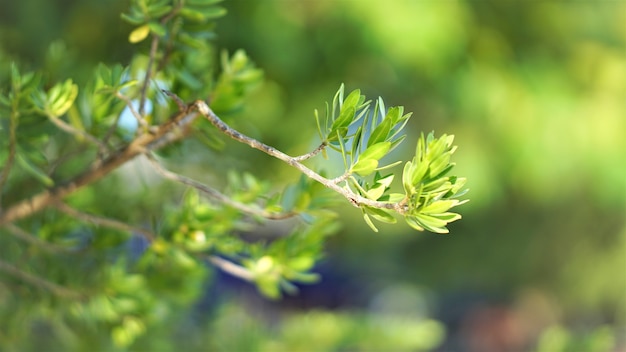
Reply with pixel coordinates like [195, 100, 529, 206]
[1, 0, 624, 350]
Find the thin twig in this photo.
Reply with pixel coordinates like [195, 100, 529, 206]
[54, 202, 155, 241]
[3, 223, 69, 253]
[0, 259, 83, 299]
[48, 115, 109, 155]
[102, 107, 124, 147]
[0, 108, 18, 212]
[193, 100, 404, 213]
[161, 89, 186, 112]
[293, 142, 327, 161]
[207, 255, 254, 281]
[329, 172, 351, 185]
[48, 147, 89, 176]
[116, 91, 149, 129]
[156, 3, 183, 72]
[139, 35, 160, 116]
[145, 153, 296, 220]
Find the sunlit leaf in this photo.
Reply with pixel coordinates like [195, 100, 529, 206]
[129, 24, 150, 43]
[359, 141, 391, 162]
[363, 213, 379, 232]
[351, 159, 378, 177]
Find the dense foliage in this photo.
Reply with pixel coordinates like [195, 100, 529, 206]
[1, 0, 623, 351]
[0, 0, 468, 349]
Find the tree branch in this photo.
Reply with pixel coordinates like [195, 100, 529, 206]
[145, 152, 296, 220]
[3, 223, 69, 254]
[0, 94, 403, 228]
[116, 91, 149, 130]
[54, 202, 155, 241]
[330, 172, 351, 185]
[192, 100, 404, 214]
[0, 107, 199, 226]
[139, 35, 160, 117]
[0, 259, 83, 299]
[48, 114, 109, 156]
[293, 142, 327, 161]
[206, 255, 254, 281]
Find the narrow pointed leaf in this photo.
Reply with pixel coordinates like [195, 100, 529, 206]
[129, 24, 150, 43]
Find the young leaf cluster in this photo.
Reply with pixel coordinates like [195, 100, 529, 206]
[313, 85, 467, 233]
[401, 133, 468, 233]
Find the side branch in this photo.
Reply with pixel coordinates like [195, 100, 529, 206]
[293, 142, 327, 161]
[145, 153, 296, 220]
[54, 202, 155, 241]
[0, 259, 83, 299]
[48, 115, 109, 155]
[0, 108, 199, 226]
[4, 223, 69, 253]
[139, 35, 160, 116]
[193, 101, 403, 213]
[206, 255, 254, 281]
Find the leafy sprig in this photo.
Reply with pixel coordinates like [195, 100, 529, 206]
[311, 85, 468, 232]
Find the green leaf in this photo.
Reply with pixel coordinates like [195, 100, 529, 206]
[402, 161, 414, 194]
[432, 212, 462, 223]
[410, 159, 429, 186]
[97, 63, 112, 86]
[178, 32, 206, 49]
[336, 130, 349, 168]
[120, 12, 145, 25]
[16, 153, 54, 187]
[364, 206, 396, 224]
[373, 160, 402, 172]
[363, 213, 379, 232]
[341, 89, 361, 112]
[351, 159, 378, 177]
[147, 21, 166, 37]
[330, 106, 355, 136]
[358, 141, 391, 162]
[191, 6, 227, 20]
[48, 80, 78, 116]
[331, 84, 345, 120]
[365, 173, 395, 200]
[365, 183, 386, 200]
[146, 4, 172, 18]
[368, 117, 391, 147]
[374, 173, 395, 188]
[314, 109, 324, 140]
[178, 7, 207, 22]
[413, 213, 450, 234]
[287, 257, 315, 272]
[376, 96, 386, 120]
[387, 106, 403, 124]
[405, 216, 424, 231]
[351, 126, 363, 157]
[67, 105, 85, 132]
[420, 200, 456, 214]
